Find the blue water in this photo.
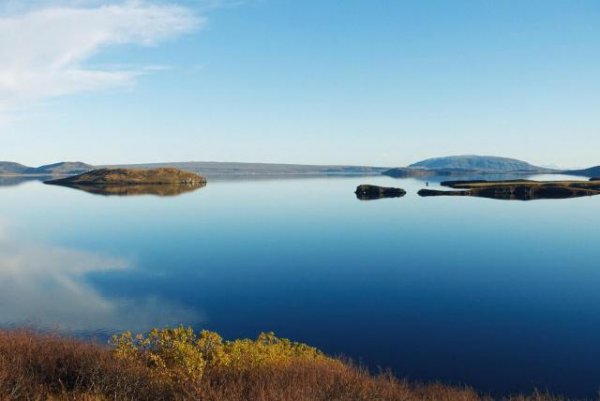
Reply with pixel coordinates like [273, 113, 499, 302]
[1, 176, 599, 397]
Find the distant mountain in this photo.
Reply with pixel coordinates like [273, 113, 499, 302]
[383, 155, 552, 178]
[408, 155, 546, 172]
[26, 162, 94, 176]
[0, 162, 30, 175]
[0, 161, 94, 176]
[101, 162, 389, 178]
[562, 166, 600, 178]
[1, 161, 387, 179]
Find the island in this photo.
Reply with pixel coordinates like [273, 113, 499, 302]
[355, 184, 406, 200]
[44, 168, 207, 196]
[418, 179, 600, 201]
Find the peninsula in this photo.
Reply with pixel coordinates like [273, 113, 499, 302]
[418, 179, 600, 201]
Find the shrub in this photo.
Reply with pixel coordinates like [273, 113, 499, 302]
[112, 327, 334, 379]
[0, 328, 584, 401]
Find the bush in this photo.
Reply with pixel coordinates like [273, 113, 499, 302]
[0, 328, 582, 401]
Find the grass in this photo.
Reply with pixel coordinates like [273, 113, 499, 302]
[0, 328, 584, 401]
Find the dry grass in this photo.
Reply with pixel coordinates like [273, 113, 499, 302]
[0, 329, 586, 401]
[0, 330, 183, 401]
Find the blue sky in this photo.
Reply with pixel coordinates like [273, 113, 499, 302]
[1, 0, 599, 168]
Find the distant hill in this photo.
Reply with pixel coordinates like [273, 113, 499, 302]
[0, 162, 93, 176]
[563, 166, 600, 178]
[101, 162, 389, 178]
[0, 162, 30, 175]
[9, 157, 600, 181]
[26, 162, 94, 176]
[383, 155, 551, 178]
[1, 161, 387, 179]
[408, 155, 546, 172]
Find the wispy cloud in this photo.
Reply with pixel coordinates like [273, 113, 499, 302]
[0, 1, 202, 117]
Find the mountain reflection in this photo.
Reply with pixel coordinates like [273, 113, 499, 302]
[0, 176, 41, 187]
[0, 220, 200, 333]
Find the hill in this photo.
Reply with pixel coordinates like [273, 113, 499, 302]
[0, 161, 93, 176]
[26, 162, 94, 176]
[383, 155, 551, 178]
[0, 162, 30, 175]
[103, 162, 388, 178]
[563, 165, 600, 178]
[408, 155, 545, 172]
[1, 161, 387, 179]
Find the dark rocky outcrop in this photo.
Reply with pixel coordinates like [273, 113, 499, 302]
[45, 168, 206, 197]
[355, 184, 406, 200]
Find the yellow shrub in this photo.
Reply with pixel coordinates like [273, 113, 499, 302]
[222, 332, 329, 371]
[112, 327, 336, 382]
[112, 326, 206, 383]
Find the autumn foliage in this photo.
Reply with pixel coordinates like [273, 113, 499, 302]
[0, 328, 574, 401]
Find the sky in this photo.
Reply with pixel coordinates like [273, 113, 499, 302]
[1, 0, 599, 168]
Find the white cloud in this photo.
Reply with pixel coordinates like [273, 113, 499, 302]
[0, 1, 202, 114]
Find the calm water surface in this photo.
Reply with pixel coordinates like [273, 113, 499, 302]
[1, 175, 599, 397]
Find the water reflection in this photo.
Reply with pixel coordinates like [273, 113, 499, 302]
[3, 177, 600, 397]
[0, 220, 200, 333]
[45, 182, 206, 197]
[0, 176, 42, 187]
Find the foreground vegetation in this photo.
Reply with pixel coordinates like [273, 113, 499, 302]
[0, 328, 580, 401]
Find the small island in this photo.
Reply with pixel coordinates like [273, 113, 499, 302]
[419, 179, 600, 201]
[45, 168, 207, 196]
[355, 184, 406, 200]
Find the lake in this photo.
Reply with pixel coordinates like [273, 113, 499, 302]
[1, 175, 599, 397]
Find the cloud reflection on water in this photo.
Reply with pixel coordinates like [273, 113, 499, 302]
[0, 219, 201, 334]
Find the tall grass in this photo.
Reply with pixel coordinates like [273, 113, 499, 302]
[0, 328, 580, 401]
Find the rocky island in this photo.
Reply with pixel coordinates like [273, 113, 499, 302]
[45, 168, 207, 196]
[355, 184, 406, 200]
[418, 179, 600, 201]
